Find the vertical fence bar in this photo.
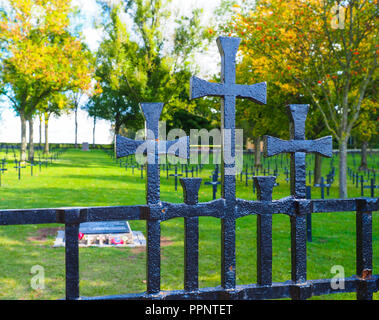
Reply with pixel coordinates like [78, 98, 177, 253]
[306, 186, 312, 242]
[184, 217, 199, 291]
[219, 38, 238, 289]
[356, 199, 373, 300]
[146, 220, 161, 294]
[142, 103, 163, 294]
[290, 152, 307, 286]
[189, 36, 267, 291]
[254, 177, 275, 286]
[181, 178, 202, 292]
[64, 209, 81, 300]
[289, 200, 311, 300]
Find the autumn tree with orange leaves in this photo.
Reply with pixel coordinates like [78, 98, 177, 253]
[0, 0, 93, 161]
[227, 0, 378, 198]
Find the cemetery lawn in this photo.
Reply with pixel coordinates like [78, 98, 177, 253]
[0, 148, 377, 300]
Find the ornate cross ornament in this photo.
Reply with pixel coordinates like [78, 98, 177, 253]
[264, 104, 332, 199]
[190, 36, 267, 288]
[116, 104, 189, 161]
[116, 102, 190, 293]
[263, 104, 333, 287]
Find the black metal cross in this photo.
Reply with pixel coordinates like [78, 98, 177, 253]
[169, 166, 182, 191]
[0, 167, 7, 186]
[14, 160, 26, 180]
[190, 36, 267, 289]
[264, 104, 332, 199]
[116, 102, 189, 294]
[314, 177, 331, 199]
[115, 107, 189, 162]
[28, 161, 36, 177]
[263, 104, 333, 286]
[204, 171, 221, 200]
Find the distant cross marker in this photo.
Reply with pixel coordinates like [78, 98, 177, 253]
[169, 166, 183, 191]
[204, 171, 221, 200]
[190, 36, 267, 289]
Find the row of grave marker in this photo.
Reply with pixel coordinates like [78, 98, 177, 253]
[0, 148, 65, 186]
[104, 147, 378, 200]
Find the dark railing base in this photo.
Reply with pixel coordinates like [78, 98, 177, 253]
[82, 276, 379, 300]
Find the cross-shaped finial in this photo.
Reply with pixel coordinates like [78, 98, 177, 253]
[116, 103, 189, 160]
[190, 36, 267, 198]
[190, 36, 267, 289]
[190, 37, 266, 104]
[116, 103, 189, 204]
[264, 104, 332, 199]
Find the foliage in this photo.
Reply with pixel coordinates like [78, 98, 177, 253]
[0, 0, 94, 159]
[224, 0, 378, 197]
[0, 0, 93, 116]
[90, 0, 213, 136]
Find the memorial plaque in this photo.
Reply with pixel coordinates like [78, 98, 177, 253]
[82, 142, 89, 151]
[54, 221, 146, 247]
[79, 221, 130, 234]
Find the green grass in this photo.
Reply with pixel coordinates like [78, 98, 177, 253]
[0, 148, 377, 300]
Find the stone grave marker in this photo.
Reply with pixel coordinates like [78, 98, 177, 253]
[54, 220, 146, 247]
[82, 142, 90, 151]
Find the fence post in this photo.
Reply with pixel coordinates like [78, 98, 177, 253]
[61, 208, 82, 300]
[356, 199, 374, 300]
[254, 176, 276, 286]
[306, 186, 312, 242]
[180, 178, 202, 292]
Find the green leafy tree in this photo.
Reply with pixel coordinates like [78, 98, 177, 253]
[91, 0, 212, 141]
[225, 0, 377, 197]
[0, 0, 93, 161]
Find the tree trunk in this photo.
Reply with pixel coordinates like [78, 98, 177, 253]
[20, 112, 27, 162]
[93, 116, 96, 148]
[254, 137, 262, 168]
[39, 114, 43, 149]
[28, 117, 34, 161]
[44, 113, 50, 154]
[74, 106, 78, 148]
[313, 153, 322, 185]
[113, 119, 122, 156]
[359, 141, 368, 171]
[338, 139, 348, 198]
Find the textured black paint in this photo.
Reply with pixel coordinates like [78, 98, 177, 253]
[356, 199, 373, 300]
[181, 178, 202, 291]
[190, 36, 267, 290]
[64, 209, 81, 300]
[254, 177, 275, 286]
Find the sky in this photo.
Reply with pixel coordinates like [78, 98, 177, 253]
[0, 0, 223, 144]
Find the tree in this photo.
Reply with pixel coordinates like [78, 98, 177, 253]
[352, 95, 378, 170]
[68, 90, 86, 148]
[90, 0, 212, 141]
[38, 93, 71, 154]
[227, 0, 378, 198]
[0, 0, 93, 161]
